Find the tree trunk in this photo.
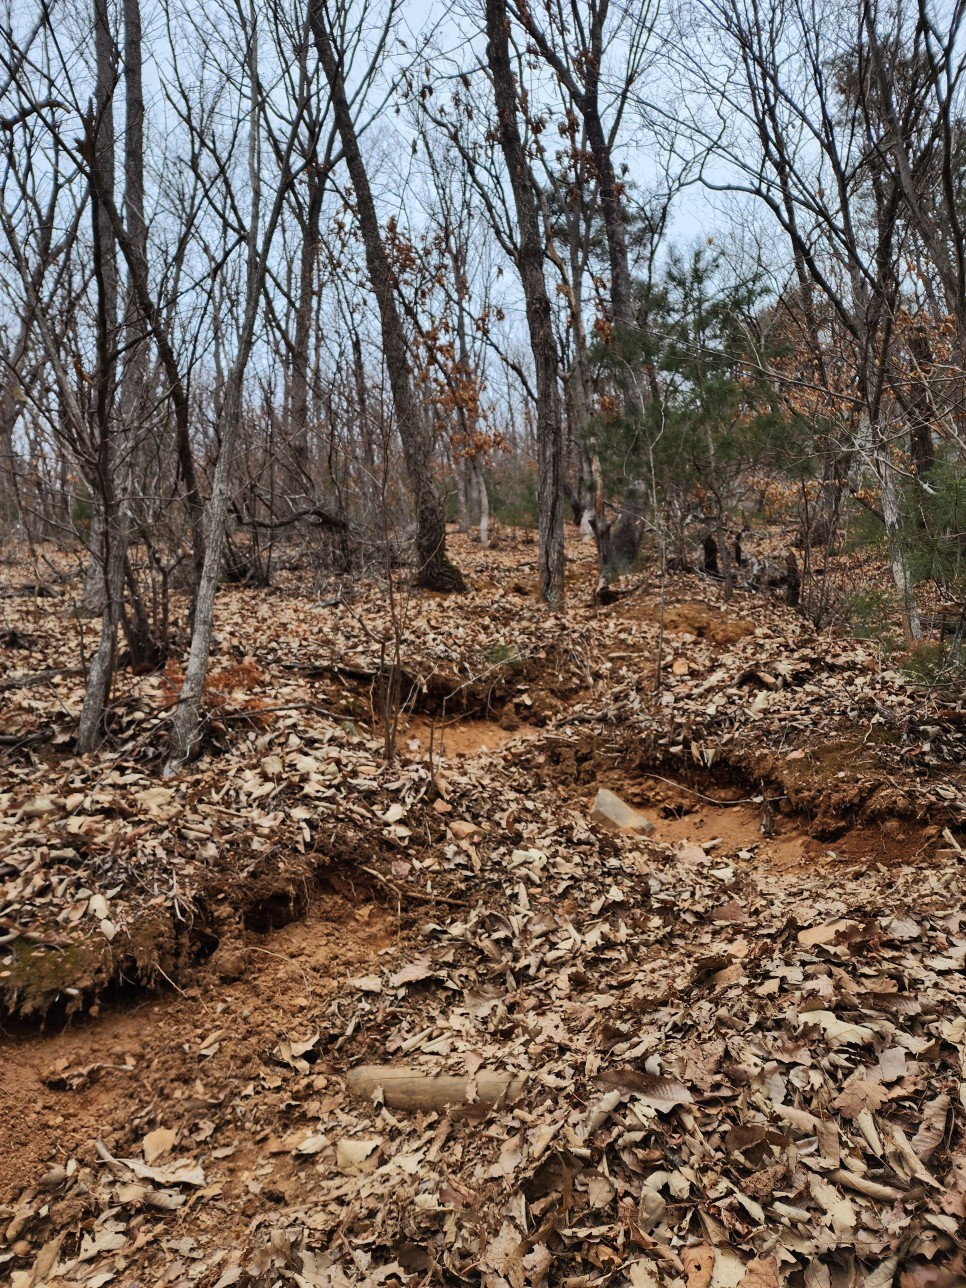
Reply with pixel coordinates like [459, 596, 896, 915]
[484, 0, 564, 607]
[873, 429, 922, 642]
[906, 326, 937, 482]
[165, 17, 278, 770]
[76, 495, 126, 750]
[580, 90, 634, 331]
[290, 166, 323, 477]
[473, 455, 489, 548]
[165, 377, 245, 768]
[456, 456, 469, 534]
[77, 0, 124, 751]
[81, 498, 108, 614]
[309, 0, 464, 592]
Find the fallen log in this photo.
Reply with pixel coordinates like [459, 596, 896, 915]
[346, 1064, 526, 1112]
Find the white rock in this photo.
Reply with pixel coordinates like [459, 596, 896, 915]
[589, 788, 654, 835]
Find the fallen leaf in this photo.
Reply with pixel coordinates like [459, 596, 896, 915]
[683, 1244, 714, 1288]
[911, 1095, 949, 1161]
[336, 1137, 381, 1171]
[598, 1068, 693, 1113]
[142, 1127, 177, 1165]
[741, 1258, 779, 1288]
[389, 955, 436, 987]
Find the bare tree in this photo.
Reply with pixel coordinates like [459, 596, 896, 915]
[507, 0, 658, 336]
[166, 2, 313, 769]
[485, 0, 565, 606]
[74, 0, 131, 748]
[309, 0, 465, 593]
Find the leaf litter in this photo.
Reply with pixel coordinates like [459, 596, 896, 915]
[1, 535, 965, 1285]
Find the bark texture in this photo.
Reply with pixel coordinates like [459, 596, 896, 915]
[309, 0, 464, 592]
[77, 0, 125, 752]
[485, 0, 565, 607]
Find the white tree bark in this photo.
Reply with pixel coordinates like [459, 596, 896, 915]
[473, 456, 489, 548]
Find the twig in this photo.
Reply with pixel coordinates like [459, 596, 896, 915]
[0, 731, 50, 747]
[640, 771, 786, 807]
[0, 666, 84, 691]
[357, 865, 469, 908]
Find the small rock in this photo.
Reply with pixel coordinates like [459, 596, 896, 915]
[589, 788, 654, 835]
[676, 843, 709, 863]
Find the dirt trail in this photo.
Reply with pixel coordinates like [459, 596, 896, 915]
[1, 737, 784, 1194]
[0, 771, 847, 1187]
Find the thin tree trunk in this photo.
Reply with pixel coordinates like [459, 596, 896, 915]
[82, 498, 108, 613]
[166, 17, 276, 770]
[290, 167, 323, 475]
[455, 455, 469, 534]
[485, 0, 564, 606]
[581, 95, 633, 330]
[116, 0, 156, 661]
[166, 375, 247, 768]
[77, 0, 124, 751]
[906, 326, 937, 481]
[309, 0, 464, 592]
[873, 427, 922, 642]
[473, 455, 489, 547]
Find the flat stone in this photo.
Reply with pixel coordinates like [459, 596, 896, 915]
[589, 788, 654, 835]
[676, 843, 707, 863]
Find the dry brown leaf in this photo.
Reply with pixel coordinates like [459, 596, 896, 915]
[797, 918, 860, 947]
[598, 1067, 693, 1112]
[803, 1261, 831, 1288]
[389, 955, 437, 987]
[628, 1261, 664, 1288]
[482, 1219, 525, 1288]
[336, 1137, 381, 1172]
[741, 1258, 780, 1288]
[799, 1010, 876, 1046]
[142, 1127, 177, 1165]
[911, 1095, 950, 1161]
[832, 1079, 892, 1117]
[683, 1243, 715, 1288]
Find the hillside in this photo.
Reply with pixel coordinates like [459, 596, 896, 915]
[1, 532, 964, 1287]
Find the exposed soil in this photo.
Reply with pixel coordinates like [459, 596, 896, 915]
[393, 715, 542, 758]
[1, 891, 408, 1206]
[2, 535, 965, 1285]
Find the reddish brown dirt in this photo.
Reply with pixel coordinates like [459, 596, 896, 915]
[0, 892, 406, 1208]
[615, 596, 757, 644]
[394, 715, 541, 758]
[561, 758, 943, 873]
[3, 538, 964, 1282]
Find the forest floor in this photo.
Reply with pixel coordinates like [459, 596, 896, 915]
[1, 529, 965, 1288]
